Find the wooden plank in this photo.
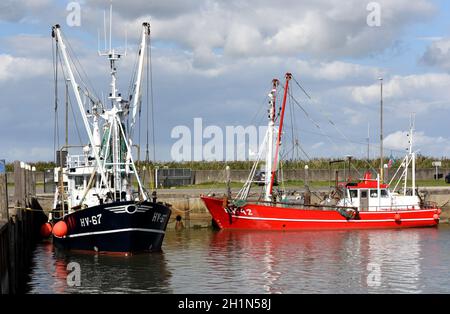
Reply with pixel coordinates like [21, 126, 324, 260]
[0, 222, 10, 294]
[13, 161, 22, 209]
[0, 159, 8, 222]
[22, 165, 28, 207]
[0, 177, 6, 222]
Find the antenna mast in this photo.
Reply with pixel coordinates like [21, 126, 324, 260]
[379, 77, 384, 182]
[409, 113, 416, 196]
[267, 73, 291, 200]
[264, 79, 279, 201]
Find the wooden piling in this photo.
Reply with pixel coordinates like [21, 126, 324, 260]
[0, 160, 8, 222]
[184, 196, 191, 229]
[0, 160, 47, 294]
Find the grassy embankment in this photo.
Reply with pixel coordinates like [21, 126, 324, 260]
[4, 157, 449, 189]
[172, 179, 449, 189]
[4, 156, 450, 172]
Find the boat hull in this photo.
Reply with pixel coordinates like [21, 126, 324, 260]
[52, 201, 171, 253]
[201, 196, 440, 230]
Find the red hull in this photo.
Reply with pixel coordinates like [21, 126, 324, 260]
[201, 196, 440, 230]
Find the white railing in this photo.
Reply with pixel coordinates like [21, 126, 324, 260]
[67, 155, 95, 168]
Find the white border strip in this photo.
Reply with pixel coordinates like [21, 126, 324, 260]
[67, 228, 165, 238]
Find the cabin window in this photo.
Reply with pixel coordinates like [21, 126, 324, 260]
[349, 189, 358, 198]
[369, 189, 388, 198]
[75, 176, 84, 188]
[361, 190, 368, 198]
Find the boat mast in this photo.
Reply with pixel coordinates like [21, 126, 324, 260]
[96, 5, 147, 201]
[129, 23, 151, 137]
[65, 80, 69, 148]
[97, 4, 132, 200]
[52, 25, 109, 189]
[264, 79, 279, 201]
[379, 77, 384, 182]
[409, 113, 416, 196]
[267, 73, 291, 200]
[367, 122, 370, 162]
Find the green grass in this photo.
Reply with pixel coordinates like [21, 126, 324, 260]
[3, 155, 450, 172]
[7, 179, 447, 191]
[7, 182, 44, 186]
[393, 179, 449, 188]
[169, 179, 449, 190]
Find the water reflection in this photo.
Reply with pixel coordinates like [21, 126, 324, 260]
[27, 226, 450, 294]
[28, 241, 172, 293]
[207, 228, 442, 294]
[366, 230, 422, 293]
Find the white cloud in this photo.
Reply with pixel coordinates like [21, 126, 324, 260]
[349, 73, 450, 114]
[384, 131, 450, 156]
[0, 54, 51, 82]
[77, 0, 436, 63]
[0, 0, 53, 23]
[298, 60, 380, 82]
[311, 141, 324, 149]
[421, 38, 450, 71]
[0, 0, 447, 162]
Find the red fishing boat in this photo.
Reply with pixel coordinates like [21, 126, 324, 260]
[201, 73, 441, 230]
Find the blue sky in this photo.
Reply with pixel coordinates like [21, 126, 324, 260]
[1, 0, 450, 162]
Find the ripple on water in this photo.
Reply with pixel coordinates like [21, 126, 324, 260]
[26, 225, 450, 294]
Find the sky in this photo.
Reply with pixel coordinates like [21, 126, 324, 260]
[1, 0, 450, 162]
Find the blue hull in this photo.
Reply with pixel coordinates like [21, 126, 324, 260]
[53, 201, 171, 253]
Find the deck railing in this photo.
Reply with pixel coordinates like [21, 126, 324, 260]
[232, 198, 438, 212]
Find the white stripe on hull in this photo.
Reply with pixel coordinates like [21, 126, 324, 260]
[229, 215, 437, 223]
[253, 205, 436, 215]
[64, 228, 165, 238]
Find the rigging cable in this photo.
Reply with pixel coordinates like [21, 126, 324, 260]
[61, 29, 101, 108]
[288, 87, 296, 160]
[57, 48, 84, 146]
[291, 75, 377, 175]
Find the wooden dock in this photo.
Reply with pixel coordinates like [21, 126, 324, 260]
[0, 161, 47, 294]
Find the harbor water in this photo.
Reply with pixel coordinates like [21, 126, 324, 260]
[27, 225, 450, 294]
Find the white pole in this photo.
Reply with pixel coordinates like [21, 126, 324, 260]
[116, 116, 147, 200]
[404, 155, 408, 195]
[377, 173, 381, 210]
[130, 23, 150, 136]
[379, 77, 384, 183]
[412, 153, 416, 196]
[109, 4, 112, 52]
[410, 113, 416, 196]
[103, 10, 107, 51]
[53, 26, 109, 189]
[264, 93, 275, 201]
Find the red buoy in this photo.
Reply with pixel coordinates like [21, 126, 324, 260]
[394, 213, 401, 222]
[40, 222, 52, 238]
[52, 221, 68, 238]
[433, 213, 439, 220]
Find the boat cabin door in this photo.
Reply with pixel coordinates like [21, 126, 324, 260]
[359, 189, 368, 211]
